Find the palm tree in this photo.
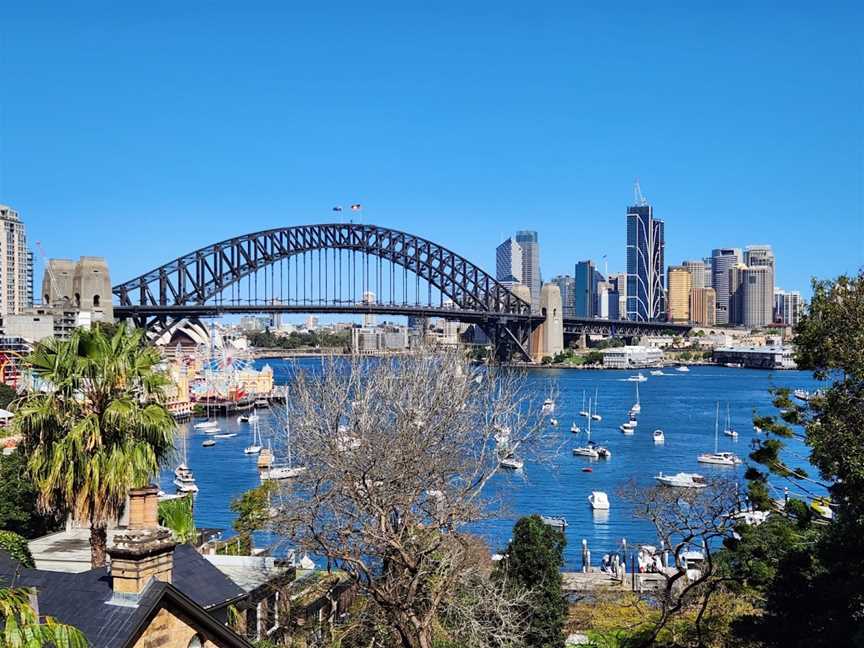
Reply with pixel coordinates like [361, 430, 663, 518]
[0, 585, 87, 647]
[13, 324, 175, 567]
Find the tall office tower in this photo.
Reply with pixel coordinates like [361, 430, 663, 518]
[666, 265, 692, 323]
[608, 272, 627, 320]
[744, 244, 775, 271]
[495, 237, 523, 284]
[574, 260, 596, 317]
[626, 199, 665, 321]
[0, 205, 33, 316]
[742, 266, 774, 328]
[683, 260, 707, 289]
[551, 275, 575, 317]
[689, 287, 717, 326]
[728, 263, 747, 325]
[515, 231, 541, 312]
[361, 291, 376, 327]
[710, 248, 742, 324]
[774, 288, 803, 326]
[595, 280, 619, 319]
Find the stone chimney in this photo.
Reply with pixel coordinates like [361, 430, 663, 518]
[107, 485, 176, 603]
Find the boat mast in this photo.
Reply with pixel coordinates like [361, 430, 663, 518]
[714, 402, 720, 453]
[636, 381, 640, 405]
[284, 385, 292, 468]
[587, 397, 592, 438]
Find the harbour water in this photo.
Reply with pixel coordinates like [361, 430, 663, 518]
[159, 359, 825, 570]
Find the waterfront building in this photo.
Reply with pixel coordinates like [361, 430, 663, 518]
[574, 260, 597, 318]
[0, 205, 33, 318]
[601, 345, 664, 369]
[495, 237, 523, 284]
[361, 291, 376, 327]
[710, 248, 742, 324]
[351, 325, 410, 354]
[551, 274, 575, 317]
[666, 265, 692, 323]
[774, 288, 803, 326]
[626, 201, 665, 321]
[239, 316, 268, 332]
[713, 345, 796, 369]
[304, 314, 319, 330]
[515, 231, 541, 313]
[689, 287, 717, 326]
[683, 260, 707, 289]
[741, 265, 774, 328]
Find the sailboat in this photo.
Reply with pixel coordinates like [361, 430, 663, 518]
[261, 386, 306, 480]
[723, 403, 739, 438]
[173, 432, 199, 494]
[237, 408, 259, 424]
[629, 382, 641, 416]
[574, 398, 609, 457]
[698, 402, 742, 466]
[244, 416, 263, 454]
[193, 372, 220, 430]
[591, 387, 602, 421]
[578, 391, 590, 418]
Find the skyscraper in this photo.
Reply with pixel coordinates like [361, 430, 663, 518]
[608, 272, 628, 320]
[689, 288, 717, 326]
[361, 291, 376, 327]
[774, 288, 803, 327]
[495, 238, 522, 284]
[0, 205, 33, 317]
[728, 263, 747, 325]
[666, 265, 692, 323]
[574, 260, 596, 318]
[742, 266, 774, 328]
[515, 231, 541, 312]
[744, 244, 775, 271]
[551, 275, 575, 317]
[744, 245, 775, 320]
[683, 260, 707, 289]
[710, 248, 742, 324]
[626, 200, 665, 321]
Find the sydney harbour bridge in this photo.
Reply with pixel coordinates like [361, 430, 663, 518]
[112, 223, 688, 360]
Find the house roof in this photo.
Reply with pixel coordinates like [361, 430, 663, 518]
[0, 545, 248, 648]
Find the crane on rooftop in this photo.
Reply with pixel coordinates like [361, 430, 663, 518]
[634, 178, 649, 207]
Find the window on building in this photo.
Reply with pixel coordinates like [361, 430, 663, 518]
[93, 294, 100, 307]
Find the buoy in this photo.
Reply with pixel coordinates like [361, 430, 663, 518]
[582, 467, 593, 473]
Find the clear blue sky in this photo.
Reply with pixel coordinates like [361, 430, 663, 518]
[1, 1, 861, 301]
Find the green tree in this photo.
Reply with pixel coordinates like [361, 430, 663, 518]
[0, 450, 63, 538]
[229, 482, 276, 553]
[0, 532, 34, 568]
[0, 384, 16, 411]
[0, 584, 87, 647]
[13, 325, 176, 568]
[158, 495, 196, 544]
[495, 515, 567, 648]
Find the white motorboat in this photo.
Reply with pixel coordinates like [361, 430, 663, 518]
[650, 370, 665, 376]
[214, 432, 237, 439]
[723, 404, 738, 438]
[723, 429, 739, 438]
[193, 420, 219, 431]
[578, 391, 591, 418]
[626, 373, 648, 382]
[254, 399, 270, 408]
[550, 417, 559, 427]
[237, 410, 259, 424]
[753, 425, 763, 434]
[499, 456, 524, 470]
[698, 403, 742, 465]
[588, 491, 610, 510]
[793, 389, 818, 402]
[540, 515, 567, 529]
[655, 471, 707, 488]
[202, 439, 216, 447]
[629, 381, 642, 416]
[261, 465, 307, 481]
[653, 429, 665, 443]
[591, 387, 602, 421]
[542, 398, 555, 414]
[570, 422, 581, 433]
[573, 445, 599, 458]
[676, 366, 690, 373]
[620, 421, 637, 434]
[596, 445, 612, 459]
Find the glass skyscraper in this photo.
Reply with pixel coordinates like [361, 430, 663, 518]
[626, 204, 665, 321]
[515, 231, 541, 313]
[574, 260, 595, 318]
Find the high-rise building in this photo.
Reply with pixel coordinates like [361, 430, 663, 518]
[744, 245, 775, 271]
[774, 288, 803, 327]
[0, 205, 33, 317]
[515, 231, 541, 313]
[608, 272, 627, 320]
[728, 263, 747, 325]
[361, 291, 376, 327]
[689, 288, 717, 326]
[574, 260, 596, 318]
[495, 238, 522, 284]
[666, 265, 692, 323]
[683, 260, 707, 289]
[626, 201, 665, 321]
[710, 248, 742, 324]
[742, 266, 774, 328]
[551, 275, 575, 317]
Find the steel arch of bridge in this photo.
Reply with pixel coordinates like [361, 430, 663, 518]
[113, 223, 532, 318]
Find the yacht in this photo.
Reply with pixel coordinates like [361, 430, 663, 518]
[573, 445, 599, 458]
[588, 491, 610, 510]
[653, 429, 665, 443]
[626, 373, 648, 382]
[244, 417, 263, 455]
[655, 471, 707, 488]
[570, 422, 581, 433]
[193, 420, 220, 431]
[254, 398, 270, 408]
[698, 403, 742, 466]
[499, 456, 525, 470]
[540, 515, 568, 530]
[578, 391, 591, 418]
[793, 389, 815, 402]
[213, 432, 237, 439]
[723, 403, 738, 438]
[550, 418, 559, 427]
[261, 465, 307, 481]
[173, 434, 199, 494]
[202, 439, 216, 447]
[629, 382, 641, 416]
[676, 366, 690, 373]
[620, 421, 637, 434]
[595, 444, 611, 459]
[591, 388, 602, 421]
[650, 369, 665, 376]
[237, 410, 259, 424]
[542, 398, 555, 415]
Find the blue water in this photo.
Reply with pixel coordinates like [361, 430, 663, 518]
[159, 360, 825, 570]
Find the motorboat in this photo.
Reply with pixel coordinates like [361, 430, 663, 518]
[629, 382, 641, 416]
[573, 445, 599, 458]
[676, 366, 690, 373]
[542, 398, 555, 414]
[595, 445, 612, 459]
[254, 399, 270, 408]
[627, 373, 648, 382]
[260, 465, 307, 481]
[499, 456, 524, 470]
[550, 418, 559, 427]
[193, 420, 220, 431]
[202, 439, 216, 447]
[588, 491, 610, 510]
[591, 387, 602, 420]
[214, 432, 237, 439]
[650, 370, 665, 376]
[237, 410, 260, 424]
[697, 451, 741, 466]
[653, 429, 665, 443]
[811, 498, 834, 520]
[570, 422, 581, 433]
[753, 425, 763, 434]
[655, 472, 707, 488]
[540, 515, 567, 530]
[620, 421, 637, 434]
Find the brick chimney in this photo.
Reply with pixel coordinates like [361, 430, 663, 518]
[107, 485, 176, 603]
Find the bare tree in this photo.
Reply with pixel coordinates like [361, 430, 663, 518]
[272, 348, 549, 648]
[620, 479, 744, 648]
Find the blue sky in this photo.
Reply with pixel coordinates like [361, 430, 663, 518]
[1, 1, 861, 303]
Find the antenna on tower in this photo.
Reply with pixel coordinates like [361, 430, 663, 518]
[634, 178, 648, 207]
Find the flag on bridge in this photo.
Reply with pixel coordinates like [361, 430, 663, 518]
[351, 204, 362, 211]
[332, 206, 343, 212]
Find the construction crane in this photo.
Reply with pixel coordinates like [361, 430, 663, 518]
[634, 178, 648, 207]
[35, 241, 61, 306]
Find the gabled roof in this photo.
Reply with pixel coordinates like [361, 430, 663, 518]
[0, 547, 249, 648]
